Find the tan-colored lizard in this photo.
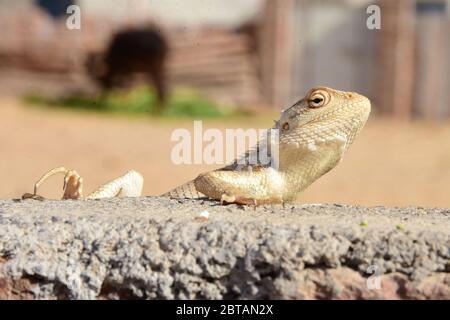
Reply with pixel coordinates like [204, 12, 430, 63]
[23, 86, 370, 205]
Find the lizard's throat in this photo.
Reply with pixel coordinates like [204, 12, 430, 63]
[277, 128, 353, 195]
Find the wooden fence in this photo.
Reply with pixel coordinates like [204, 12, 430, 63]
[0, 7, 263, 107]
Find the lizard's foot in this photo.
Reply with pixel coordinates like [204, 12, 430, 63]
[220, 193, 236, 205]
[219, 193, 263, 207]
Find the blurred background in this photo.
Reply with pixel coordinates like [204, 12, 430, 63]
[0, 0, 449, 207]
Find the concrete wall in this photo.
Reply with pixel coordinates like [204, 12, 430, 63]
[1, 198, 449, 299]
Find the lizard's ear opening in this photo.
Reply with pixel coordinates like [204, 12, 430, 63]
[281, 122, 290, 131]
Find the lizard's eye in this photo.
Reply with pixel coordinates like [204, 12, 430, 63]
[281, 122, 289, 131]
[308, 90, 329, 108]
[308, 94, 325, 108]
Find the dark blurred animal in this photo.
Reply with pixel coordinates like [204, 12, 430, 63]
[86, 27, 169, 112]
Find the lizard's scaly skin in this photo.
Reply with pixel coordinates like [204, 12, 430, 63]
[161, 181, 204, 199]
[86, 170, 143, 199]
[165, 86, 371, 204]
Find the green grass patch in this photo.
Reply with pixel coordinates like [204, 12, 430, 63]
[24, 86, 244, 118]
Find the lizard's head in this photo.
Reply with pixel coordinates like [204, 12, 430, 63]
[277, 86, 371, 143]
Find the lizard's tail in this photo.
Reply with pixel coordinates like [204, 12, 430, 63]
[29, 166, 84, 200]
[86, 170, 143, 199]
[33, 166, 70, 195]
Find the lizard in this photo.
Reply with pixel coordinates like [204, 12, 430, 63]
[22, 86, 371, 205]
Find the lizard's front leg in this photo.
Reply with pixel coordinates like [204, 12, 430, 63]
[194, 167, 285, 205]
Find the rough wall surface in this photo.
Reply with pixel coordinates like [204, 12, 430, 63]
[0, 197, 449, 300]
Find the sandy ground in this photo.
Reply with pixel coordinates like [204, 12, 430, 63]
[1, 97, 450, 207]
